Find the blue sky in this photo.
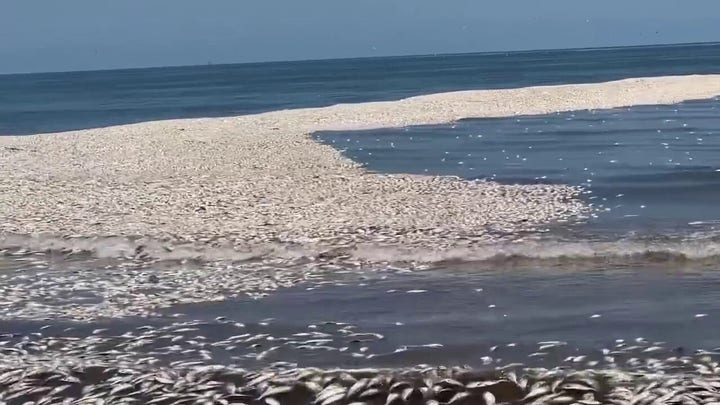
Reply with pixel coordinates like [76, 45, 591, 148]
[2, 0, 719, 74]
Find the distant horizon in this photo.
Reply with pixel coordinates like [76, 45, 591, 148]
[6, 0, 720, 75]
[2, 40, 719, 77]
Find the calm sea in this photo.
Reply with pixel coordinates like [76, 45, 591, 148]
[317, 98, 720, 238]
[1, 42, 720, 135]
[2, 43, 720, 369]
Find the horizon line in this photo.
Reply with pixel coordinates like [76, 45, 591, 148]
[2, 40, 719, 77]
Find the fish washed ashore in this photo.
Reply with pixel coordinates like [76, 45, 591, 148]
[4, 362, 720, 405]
[2, 75, 720, 263]
[2, 75, 720, 403]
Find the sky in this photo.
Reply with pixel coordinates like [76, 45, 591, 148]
[1, 0, 719, 74]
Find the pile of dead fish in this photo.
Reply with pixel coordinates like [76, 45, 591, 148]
[3, 363, 720, 404]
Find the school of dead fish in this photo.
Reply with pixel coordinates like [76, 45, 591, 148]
[2, 251, 720, 403]
[4, 359, 720, 404]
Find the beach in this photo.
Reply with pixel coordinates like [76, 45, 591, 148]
[2, 67, 720, 403]
[2, 75, 720, 261]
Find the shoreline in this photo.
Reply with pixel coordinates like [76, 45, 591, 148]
[4, 74, 720, 396]
[2, 74, 720, 259]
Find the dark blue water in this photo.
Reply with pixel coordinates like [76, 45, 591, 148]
[2, 42, 720, 135]
[317, 98, 720, 238]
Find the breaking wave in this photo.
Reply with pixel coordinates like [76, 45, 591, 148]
[3, 232, 720, 269]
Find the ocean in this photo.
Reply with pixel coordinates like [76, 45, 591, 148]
[2, 42, 720, 135]
[2, 42, 720, 398]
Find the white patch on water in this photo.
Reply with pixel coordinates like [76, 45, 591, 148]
[4, 232, 720, 268]
[350, 238, 720, 264]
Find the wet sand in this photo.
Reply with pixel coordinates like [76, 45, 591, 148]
[2, 75, 719, 261]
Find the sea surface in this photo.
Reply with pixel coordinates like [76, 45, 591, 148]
[2, 42, 720, 372]
[317, 97, 720, 239]
[1, 42, 720, 135]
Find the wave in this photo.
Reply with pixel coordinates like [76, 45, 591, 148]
[0, 234, 315, 263]
[3, 233, 720, 269]
[351, 238, 720, 269]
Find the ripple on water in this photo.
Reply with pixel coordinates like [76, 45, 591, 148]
[316, 97, 720, 235]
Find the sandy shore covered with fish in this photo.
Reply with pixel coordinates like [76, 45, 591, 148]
[1, 75, 720, 258]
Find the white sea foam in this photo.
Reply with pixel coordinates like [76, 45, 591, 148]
[4, 233, 720, 269]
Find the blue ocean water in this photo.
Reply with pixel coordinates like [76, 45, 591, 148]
[317, 98, 720, 238]
[1, 42, 720, 135]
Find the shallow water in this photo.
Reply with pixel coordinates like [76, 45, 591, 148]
[165, 267, 720, 366]
[317, 97, 720, 238]
[283, 95, 720, 370]
[3, 264, 719, 370]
